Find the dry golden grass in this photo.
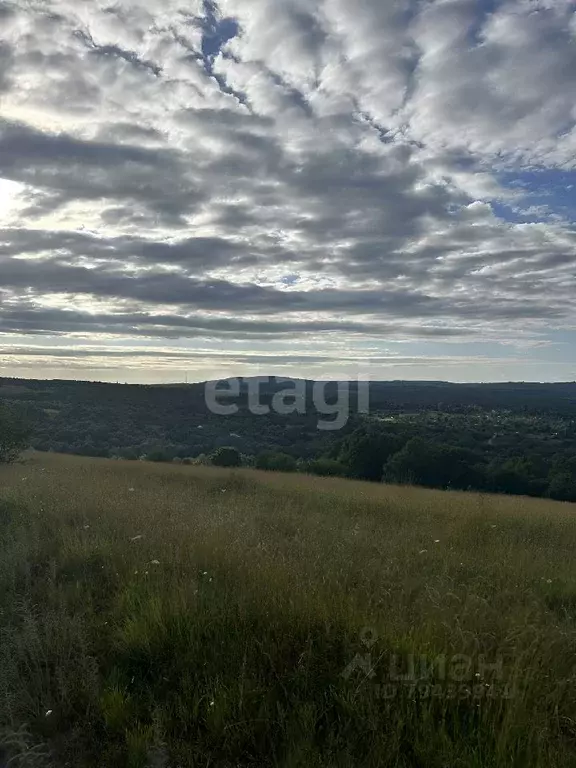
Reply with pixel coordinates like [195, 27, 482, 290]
[1, 453, 576, 767]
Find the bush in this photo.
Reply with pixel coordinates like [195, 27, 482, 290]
[384, 438, 483, 490]
[210, 446, 242, 468]
[188, 454, 210, 466]
[0, 404, 30, 464]
[145, 449, 171, 463]
[338, 427, 403, 481]
[255, 452, 297, 473]
[116, 447, 140, 461]
[305, 458, 349, 477]
[548, 472, 576, 502]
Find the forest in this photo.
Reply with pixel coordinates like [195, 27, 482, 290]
[1, 377, 576, 501]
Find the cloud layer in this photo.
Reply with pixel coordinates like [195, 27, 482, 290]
[1, 0, 575, 381]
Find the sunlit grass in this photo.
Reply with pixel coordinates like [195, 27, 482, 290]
[1, 453, 576, 766]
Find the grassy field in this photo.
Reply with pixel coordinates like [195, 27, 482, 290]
[1, 453, 576, 767]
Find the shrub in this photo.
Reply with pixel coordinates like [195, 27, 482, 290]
[210, 447, 242, 468]
[0, 404, 30, 464]
[337, 427, 403, 481]
[305, 458, 349, 477]
[145, 449, 171, 463]
[384, 438, 483, 490]
[255, 452, 297, 473]
[548, 472, 576, 502]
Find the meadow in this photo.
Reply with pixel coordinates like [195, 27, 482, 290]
[1, 453, 576, 767]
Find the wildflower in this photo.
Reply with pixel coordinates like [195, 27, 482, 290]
[209, 700, 215, 707]
[434, 539, 440, 544]
[45, 710, 53, 717]
[419, 549, 427, 555]
[83, 525, 90, 530]
[150, 559, 160, 566]
[130, 534, 143, 542]
[128, 488, 135, 492]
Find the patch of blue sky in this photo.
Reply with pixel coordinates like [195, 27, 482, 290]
[280, 274, 301, 287]
[466, 0, 499, 47]
[194, 1, 248, 106]
[494, 169, 576, 224]
[200, 0, 239, 62]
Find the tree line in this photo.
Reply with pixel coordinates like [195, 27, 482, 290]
[0, 403, 29, 465]
[2, 377, 576, 503]
[198, 423, 576, 503]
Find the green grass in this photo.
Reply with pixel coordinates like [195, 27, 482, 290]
[1, 453, 576, 766]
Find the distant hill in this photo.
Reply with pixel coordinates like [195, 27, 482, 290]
[2, 376, 576, 467]
[3, 375, 576, 412]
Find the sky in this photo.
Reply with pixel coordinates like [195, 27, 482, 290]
[1, 0, 575, 384]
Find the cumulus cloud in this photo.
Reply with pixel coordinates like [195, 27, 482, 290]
[407, 0, 576, 165]
[0, 0, 575, 381]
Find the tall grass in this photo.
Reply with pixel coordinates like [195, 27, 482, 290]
[1, 454, 576, 766]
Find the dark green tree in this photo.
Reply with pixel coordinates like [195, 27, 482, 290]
[384, 438, 483, 490]
[0, 404, 30, 464]
[485, 458, 545, 497]
[146, 448, 171, 463]
[305, 458, 349, 477]
[338, 427, 403, 481]
[255, 452, 297, 472]
[547, 472, 576, 502]
[210, 446, 242, 468]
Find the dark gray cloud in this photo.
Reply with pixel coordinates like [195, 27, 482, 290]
[0, 228, 256, 269]
[74, 30, 163, 77]
[0, 120, 203, 225]
[0, 249, 567, 328]
[0, 303, 471, 340]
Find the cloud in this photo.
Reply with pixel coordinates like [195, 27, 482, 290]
[0, 0, 575, 381]
[407, 0, 576, 166]
[0, 42, 14, 93]
[0, 119, 202, 226]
